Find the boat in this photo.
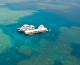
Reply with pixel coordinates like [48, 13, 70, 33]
[17, 24, 48, 35]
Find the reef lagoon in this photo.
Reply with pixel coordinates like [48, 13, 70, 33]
[0, 2, 80, 65]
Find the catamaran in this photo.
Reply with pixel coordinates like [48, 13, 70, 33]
[17, 24, 48, 35]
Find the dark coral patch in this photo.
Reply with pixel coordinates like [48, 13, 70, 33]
[54, 60, 63, 65]
[71, 43, 80, 58]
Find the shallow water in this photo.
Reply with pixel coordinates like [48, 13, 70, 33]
[0, 4, 80, 65]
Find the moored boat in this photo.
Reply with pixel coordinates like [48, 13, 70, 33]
[18, 24, 48, 35]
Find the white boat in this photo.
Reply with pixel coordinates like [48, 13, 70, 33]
[18, 24, 48, 35]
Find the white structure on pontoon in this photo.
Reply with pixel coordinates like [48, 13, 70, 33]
[17, 24, 48, 35]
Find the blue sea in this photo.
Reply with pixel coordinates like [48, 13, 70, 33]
[0, 2, 80, 65]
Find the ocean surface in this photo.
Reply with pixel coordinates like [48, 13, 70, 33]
[0, 2, 80, 65]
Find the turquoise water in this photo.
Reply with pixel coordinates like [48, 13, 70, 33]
[0, 6, 80, 65]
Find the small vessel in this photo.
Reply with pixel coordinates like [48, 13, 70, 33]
[17, 24, 48, 35]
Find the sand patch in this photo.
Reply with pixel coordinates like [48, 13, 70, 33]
[0, 7, 37, 25]
[0, 29, 12, 53]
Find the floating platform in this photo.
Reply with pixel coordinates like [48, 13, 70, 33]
[17, 24, 48, 35]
